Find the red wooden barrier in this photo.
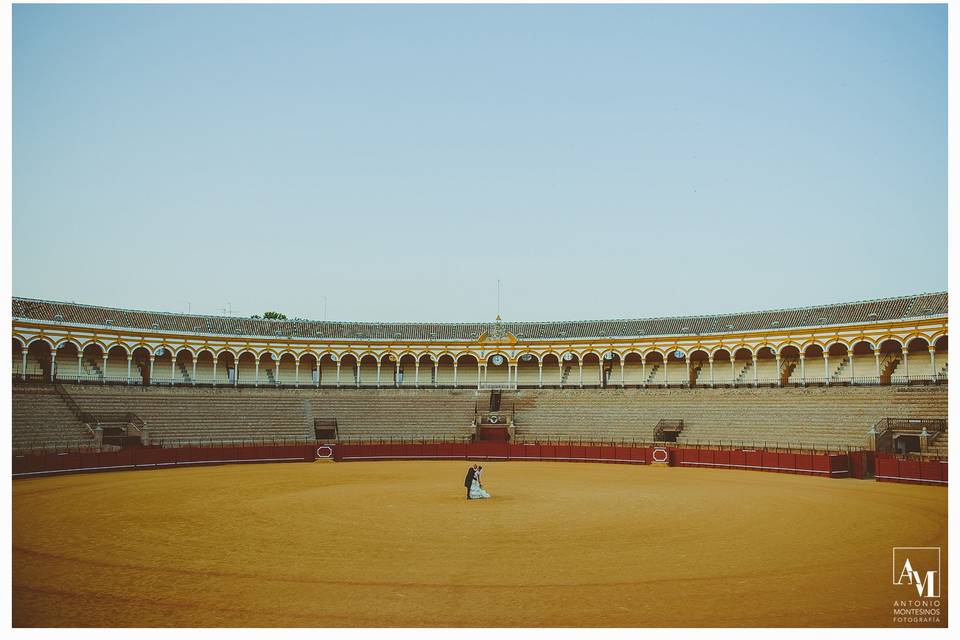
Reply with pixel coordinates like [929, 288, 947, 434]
[13, 444, 316, 477]
[873, 455, 945, 485]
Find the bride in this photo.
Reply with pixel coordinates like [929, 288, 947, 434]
[470, 465, 491, 499]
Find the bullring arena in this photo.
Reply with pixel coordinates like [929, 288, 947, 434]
[10, 292, 949, 627]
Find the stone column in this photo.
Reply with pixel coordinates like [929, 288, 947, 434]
[276, 361, 281, 387]
[254, 359, 260, 387]
[849, 351, 855, 383]
[50, 351, 58, 382]
[620, 361, 625, 388]
[356, 363, 360, 388]
[685, 359, 690, 387]
[295, 360, 300, 388]
[170, 355, 176, 386]
[799, 355, 806, 386]
[21, 350, 28, 380]
[560, 361, 565, 388]
[823, 354, 830, 386]
[192, 358, 198, 386]
[874, 351, 881, 380]
[752, 355, 758, 387]
[127, 355, 133, 385]
[336, 361, 341, 388]
[641, 359, 646, 388]
[453, 363, 458, 388]
[395, 363, 400, 388]
[233, 358, 239, 386]
[539, 362, 544, 388]
[902, 348, 909, 379]
[415, 362, 420, 388]
[930, 346, 937, 381]
[433, 361, 439, 387]
[376, 362, 382, 388]
[775, 355, 781, 386]
[578, 362, 583, 387]
[212, 359, 218, 387]
[709, 357, 715, 387]
[149, 355, 155, 386]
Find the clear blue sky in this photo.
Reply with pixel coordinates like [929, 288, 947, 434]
[13, 3, 947, 322]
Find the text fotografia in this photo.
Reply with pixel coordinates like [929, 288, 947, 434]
[892, 600, 941, 625]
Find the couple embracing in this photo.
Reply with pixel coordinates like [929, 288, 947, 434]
[463, 464, 491, 500]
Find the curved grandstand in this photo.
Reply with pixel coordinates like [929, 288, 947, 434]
[11, 293, 948, 456]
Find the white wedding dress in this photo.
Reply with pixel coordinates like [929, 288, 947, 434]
[469, 477, 491, 499]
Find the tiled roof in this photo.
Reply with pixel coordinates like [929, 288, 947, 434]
[11, 292, 948, 342]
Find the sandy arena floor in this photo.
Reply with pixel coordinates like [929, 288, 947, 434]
[12, 460, 948, 627]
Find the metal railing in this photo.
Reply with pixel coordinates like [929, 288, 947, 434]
[14, 372, 948, 390]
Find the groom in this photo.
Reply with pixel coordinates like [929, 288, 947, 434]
[464, 464, 476, 499]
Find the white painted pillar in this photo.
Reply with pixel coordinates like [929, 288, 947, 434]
[930, 347, 937, 380]
[50, 351, 57, 382]
[21, 350, 28, 380]
[663, 359, 668, 386]
[395, 362, 400, 388]
[149, 355, 155, 385]
[685, 359, 690, 386]
[127, 355, 133, 385]
[620, 361, 625, 388]
[752, 356, 758, 387]
[775, 355, 781, 386]
[477, 363, 483, 389]
[641, 359, 646, 387]
[276, 362, 281, 387]
[599, 361, 604, 386]
[800, 355, 806, 385]
[709, 357, 715, 386]
[453, 363, 458, 388]
[433, 362, 438, 387]
[578, 362, 583, 387]
[254, 359, 260, 387]
[902, 348, 909, 378]
[376, 362, 382, 388]
[539, 362, 544, 388]
[560, 361, 565, 388]
[77, 353, 84, 383]
[192, 358, 197, 386]
[356, 363, 360, 388]
[233, 359, 239, 386]
[874, 351, 881, 379]
[336, 361, 341, 387]
[823, 354, 830, 386]
[848, 351, 855, 383]
[212, 359, 218, 387]
[730, 358, 735, 382]
[295, 360, 300, 388]
[415, 362, 420, 388]
[169, 355, 176, 385]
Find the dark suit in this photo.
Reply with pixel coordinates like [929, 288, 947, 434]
[464, 467, 476, 499]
